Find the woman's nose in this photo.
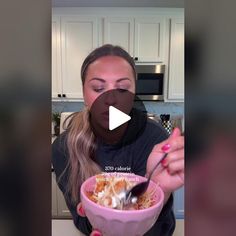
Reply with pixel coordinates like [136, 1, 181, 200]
[104, 89, 118, 106]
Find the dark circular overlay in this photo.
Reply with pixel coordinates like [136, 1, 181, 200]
[90, 89, 147, 146]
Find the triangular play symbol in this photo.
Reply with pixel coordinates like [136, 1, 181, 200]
[109, 106, 131, 131]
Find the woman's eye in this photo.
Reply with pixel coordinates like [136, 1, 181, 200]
[93, 88, 104, 93]
[117, 88, 128, 93]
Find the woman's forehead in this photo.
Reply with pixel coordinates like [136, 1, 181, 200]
[86, 56, 134, 77]
[89, 55, 131, 67]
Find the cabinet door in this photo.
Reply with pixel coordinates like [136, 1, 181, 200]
[134, 17, 165, 62]
[61, 16, 99, 99]
[167, 18, 184, 100]
[173, 186, 184, 219]
[52, 172, 58, 217]
[52, 16, 62, 98]
[104, 17, 134, 56]
[57, 186, 72, 217]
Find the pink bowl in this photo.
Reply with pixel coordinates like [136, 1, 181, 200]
[80, 172, 164, 236]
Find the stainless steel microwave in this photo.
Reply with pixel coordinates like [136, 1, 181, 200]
[135, 64, 165, 101]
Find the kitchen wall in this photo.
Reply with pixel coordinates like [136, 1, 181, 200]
[52, 101, 184, 117]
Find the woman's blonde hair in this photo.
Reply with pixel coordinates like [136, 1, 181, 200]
[64, 108, 101, 203]
[63, 44, 136, 203]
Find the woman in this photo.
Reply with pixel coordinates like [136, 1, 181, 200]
[52, 44, 184, 236]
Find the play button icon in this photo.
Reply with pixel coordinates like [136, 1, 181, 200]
[109, 106, 131, 131]
[90, 89, 147, 145]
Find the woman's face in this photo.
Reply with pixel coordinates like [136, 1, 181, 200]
[83, 55, 135, 108]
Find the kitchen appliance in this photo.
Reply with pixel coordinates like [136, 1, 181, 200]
[135, 64, 165, 101]
[160, 114, 172, 135]
[147, 113, 183, 134]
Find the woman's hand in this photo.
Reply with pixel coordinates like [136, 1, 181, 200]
[77, 203, 102, 236]
[146, 127, 184, 203]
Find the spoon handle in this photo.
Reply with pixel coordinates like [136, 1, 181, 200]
[148, 153, 168, 180]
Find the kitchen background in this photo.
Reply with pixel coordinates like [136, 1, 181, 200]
[52, 1, 184, 235]
[52, 101, 184, 122]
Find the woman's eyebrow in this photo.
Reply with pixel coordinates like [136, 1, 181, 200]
[89, 78, 106, 83]
[116, 78, 131, 82]
[89, 78, 131, 83]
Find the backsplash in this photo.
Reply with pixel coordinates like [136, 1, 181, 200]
[52, 101, 184, 118]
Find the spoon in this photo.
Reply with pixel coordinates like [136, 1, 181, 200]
[122, 153, 168, 205]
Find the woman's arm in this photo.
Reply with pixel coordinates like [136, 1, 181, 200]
[146, 127, 184, 204]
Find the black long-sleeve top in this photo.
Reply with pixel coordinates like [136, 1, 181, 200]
[52, 111, 175, 236]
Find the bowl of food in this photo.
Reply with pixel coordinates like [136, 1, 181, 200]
[80, 172, 164, 236]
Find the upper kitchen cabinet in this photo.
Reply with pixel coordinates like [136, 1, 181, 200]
[103, 17, 166, 63]
[52, 16, 62, 99]
[104, 17, 134, 56]
[166, 18, 184, 101]
[61, 16, 99, 99]
[134, 17, 166, 63]
[52, 8, 184, 101]
[52, 16, 99, 100]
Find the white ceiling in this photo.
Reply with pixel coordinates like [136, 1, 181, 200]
[52, 0, 184, 8]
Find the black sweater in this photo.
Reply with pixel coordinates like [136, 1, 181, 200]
[52, 111, 175, 236]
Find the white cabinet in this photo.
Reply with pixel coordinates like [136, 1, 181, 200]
[52, 172, 72, 218]
[52, 8, 184, 102]
[52, 16, 99, 100]
[57, 183, 71, 217]
[104, 17, 134, 56]
[134, 17, 166, 62]
[167, 18, 184, 101]
[103, 17, 166, 63]
[173, 186, 184, 219]
[52, 171, 58, 217]
[61, 16, 99, 99]
[52, 16, 62, 98]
